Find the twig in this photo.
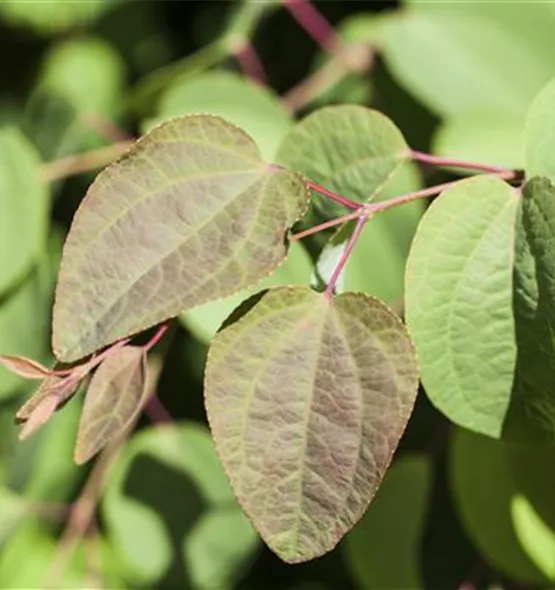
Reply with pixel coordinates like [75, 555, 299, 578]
[283, 0, 339, 54]
[410, 149, 513, 175]
[282, 41, 374, 112]
[43, 444, 119, 587]
[144, 396, 174, 424]
[307, 180, 362, 210]
[365, 169, 517, 215]
[82, 112, 132, 144]
[41, 140, 134, 183]
[291, 208, 363, 241]
[28, 501, 71, 522]
[324, 213, 369, 299]
[230, 37, 268, 85]
[43, 353, 167, 587]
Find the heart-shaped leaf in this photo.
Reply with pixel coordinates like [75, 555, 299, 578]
[151, 71, 292, 161]
[74, 345, 148, 464]
[405, 175, 519, 438]
[52, 115, 309, 362]
[204, 286, 419, 563]
[505, 177, 555, 442]
[276, 105, 408, 214]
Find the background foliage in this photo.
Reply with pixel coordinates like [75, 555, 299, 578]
[1, 1, 555, 588]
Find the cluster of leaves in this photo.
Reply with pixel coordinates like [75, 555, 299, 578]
[2, 1, 555, 588]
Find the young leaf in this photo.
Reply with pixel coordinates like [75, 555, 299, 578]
[18, 395, 59, 441]
[525, 77, 555, 182]
[204, 286, 419, 563]
[74, 346, 148, 464]
[102, 423, 258, 588]
[504, 177, 555, 442]
[405, 175, 519, 439]
[0, 355, 52, 379]
[180, 241, 313, 344]
[450, 427, 555, 583]
[151, 71, 292, 161]
[16, 373, 83, 425]
[0, 127, 48, 295]
[52, 115, 309, 363]
[276, 105, 408, 213]
[344, 454, 432, 590]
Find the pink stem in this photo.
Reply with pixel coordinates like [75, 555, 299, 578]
[307, 180, 362, 210]
[283, 0, 339, 53]
[233, 40, 268, 85]
[366, 169, 516, 215]
[324, 213, 369, 300]
[291, 209, 363, 241]
[143, 324, 169, 353]
[410, 149, 512, 174]
[144, 396, 173, 424]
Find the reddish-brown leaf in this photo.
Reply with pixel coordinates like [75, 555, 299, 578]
[0, 355, 52, 379]
[74, 346, 149, 464]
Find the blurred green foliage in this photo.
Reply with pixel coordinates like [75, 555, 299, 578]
[0, 1, 554, 588]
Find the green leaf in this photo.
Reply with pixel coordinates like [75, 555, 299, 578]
[0, 266, 53, 401]
[306, 14, 379, 109]
[205, 286, 419, 563]
[525, 77, 555, 182]
[180, 241, 313, 344]
[0, 127, 48, 295]
[504, 177, 555, 442]
[26, 37, 126, 162]
[131, 39, 229, 115]
[0, 516, 123, 588]
[75, 346, 148, 464]
[276, 105, 408, 214]
[37, 37, 125, 116]
[317, 162, 423, 303]
[344, 454, 431, 589]
[512, 496, 555, 578]
[102, 422, 258, 588]
[450, 427, 555, 583]
[52, 115, 308, 362]
[433, 111, 524, 172]
[406, 175, 519, 439]
[11, 393, 83, 504]
[150, 71, 292, 161]
[0, 487, 27, 547]
[0, 0, 114, 35]
[380, 3, 555, 117]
